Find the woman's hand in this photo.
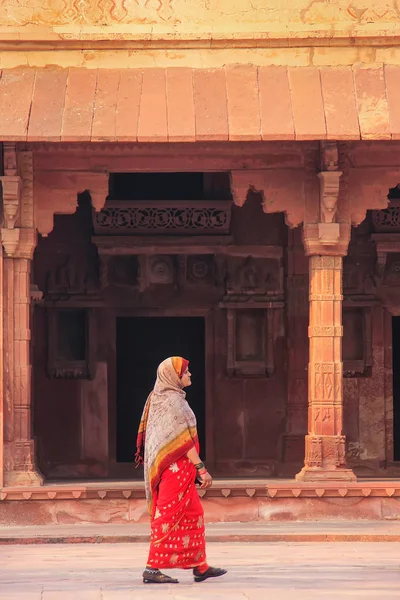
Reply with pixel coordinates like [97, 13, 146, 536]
[198, 470, 212, 489]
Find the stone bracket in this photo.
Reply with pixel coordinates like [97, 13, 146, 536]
[0, 228, 20, 257]
[315, 142, 343, 247]
[0, 142, 22, 233]
[318, 171, 342, 224]
[0, 145, 36, 258]
[1, 227, 37, 260]
[0, 175, 22, 229]
[0, 143, 23, 257]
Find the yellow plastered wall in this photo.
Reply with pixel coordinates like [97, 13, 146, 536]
[0, 1, 399, 68]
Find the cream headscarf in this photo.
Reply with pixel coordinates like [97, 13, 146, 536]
[135, 357, 198, 513]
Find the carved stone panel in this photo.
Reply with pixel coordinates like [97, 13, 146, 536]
[186, 255, 216, 286]
[384, 254, 400, 286]
[342, 307, 372, 377]
[226, 308, 274, 377]
[343, 256, 376, 297]
[46, 249, 99, 298]
[47, 308, 96, 380]
[225, 256, 283, 298]
[138, 255, 176, 290]
[107, 256, 140, 288]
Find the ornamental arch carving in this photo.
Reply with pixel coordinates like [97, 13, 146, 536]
[230, 169, 308, 229]
[34, 170, 109, 237]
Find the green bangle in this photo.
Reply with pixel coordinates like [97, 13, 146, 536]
[195, 461, 205, 471]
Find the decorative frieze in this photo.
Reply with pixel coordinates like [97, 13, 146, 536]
[93, 200, 232, 236]
[372, 206, 400, 232]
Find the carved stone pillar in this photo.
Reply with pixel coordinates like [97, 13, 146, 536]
[296, 143, 356, 482]
[0, 245, 3, 488]
[1, 144, 43, 486]
[3, 236, 43, 486]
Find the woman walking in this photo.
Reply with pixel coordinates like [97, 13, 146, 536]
[135, 356, 227, 584]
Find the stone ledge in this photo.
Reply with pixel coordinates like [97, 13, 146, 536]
[0, 27, 400, 49]
[2, 479, 400, 501]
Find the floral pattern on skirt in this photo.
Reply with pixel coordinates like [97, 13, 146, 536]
[147, 455, 206, 570]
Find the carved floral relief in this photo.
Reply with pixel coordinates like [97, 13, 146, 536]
[0, 0, 178, 25]
[303, 0, 400, 23]
[0, 0, 397, 28]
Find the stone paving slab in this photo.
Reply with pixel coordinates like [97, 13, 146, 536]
[2, 520, 400, 545]
[1, 542, 400, 599]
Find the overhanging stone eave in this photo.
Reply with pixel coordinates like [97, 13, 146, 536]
[0, 65, 399, 143]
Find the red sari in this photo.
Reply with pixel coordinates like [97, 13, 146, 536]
[147, 451, 206, 570]
[135, 357, 207, 571]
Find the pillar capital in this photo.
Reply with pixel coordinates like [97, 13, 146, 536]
[0, 175, 22, 229]
[302, 222, 351, 257]
[0, 227, 37, 259]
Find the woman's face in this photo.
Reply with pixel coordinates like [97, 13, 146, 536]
[181, 368, 192, 388]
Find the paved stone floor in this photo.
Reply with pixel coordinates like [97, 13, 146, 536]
[1, 542, 400, 599]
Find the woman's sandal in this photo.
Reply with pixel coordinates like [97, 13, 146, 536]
[142, 568, 179, 584]
[193, 566, 227, 582]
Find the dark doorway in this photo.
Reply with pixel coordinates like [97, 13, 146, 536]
[116, 317, 206, 463]
[393, 317, 400, 460]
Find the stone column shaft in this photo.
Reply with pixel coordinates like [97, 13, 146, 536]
[296, 255, 356, 481]
[0, 247, 3, 488]
[3, 254, 42, 486]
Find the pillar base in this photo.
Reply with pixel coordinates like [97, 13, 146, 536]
[4, 469, 44, 487]
[3, 440, 44, 486]
[296, 435, 357, 482]
[296, 466, 357, 482]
